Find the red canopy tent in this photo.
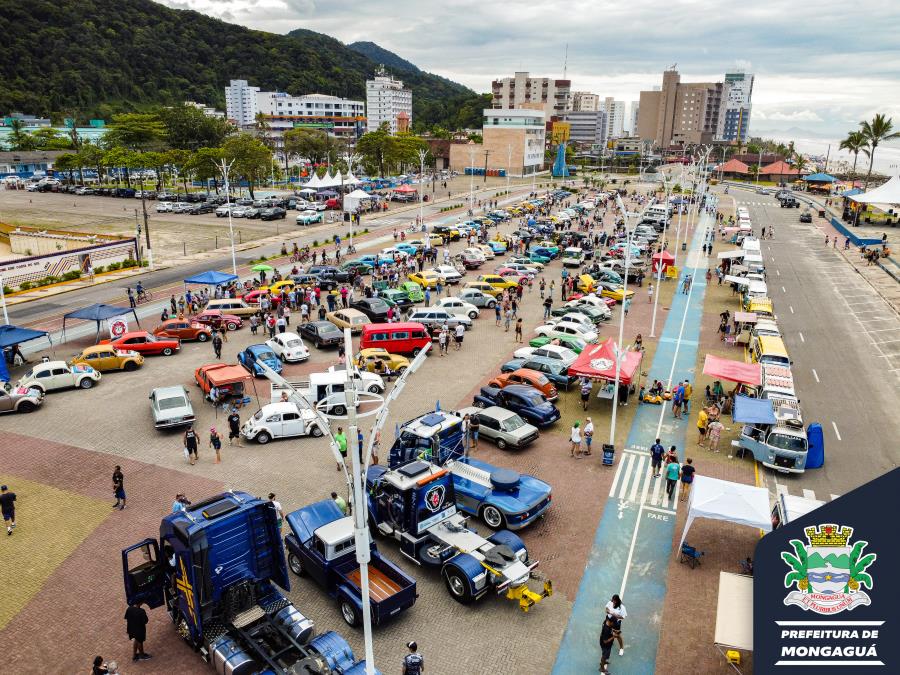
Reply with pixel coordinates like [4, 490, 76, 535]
[568, 338, 643, 385]
[702, 354, 761, 386]
[393, 184, 417, 193]
[652, 250, 675, 274]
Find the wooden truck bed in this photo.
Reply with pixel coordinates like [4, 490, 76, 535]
[345, 564, 403, 602]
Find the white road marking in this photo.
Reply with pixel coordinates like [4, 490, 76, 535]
[618, 454, 634, 499]
[812, 368, 820, 383]
[799, 332, 805, 343]
[832, 421, 842, 441]
[776, 269, 781, 276]
[782, 286, 786, 293]
[629, 456, 646, 503]
[790, 306, 794, 314]
[803, 489, 817, 500]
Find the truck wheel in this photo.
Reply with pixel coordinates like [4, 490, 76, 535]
[481, 505, 506, 529]
[443, 568, 475, 604]
[287, 552, 304, 576]
[162, 347, 174, 356]
[332, 404, 347, 416]
[17, 401, 36, 413]
[340, 599, 361, 627]
[309, 425, 324, 438]
[124, 361, 138, 372]
[79, 378, 94, 389]
[256, 431, 271, 444]
[418, 544, 444, 566]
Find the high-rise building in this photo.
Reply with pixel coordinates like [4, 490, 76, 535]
[561, 110, 608, 149]
[365, 67, 413, 134]
[571, 92, 600, 112]
[636, 68, 727, 148]
[719, 72, 754, 143]
[628, 102, 640, 135]
[225, 79, 261, 127]
[491, 72, 571, 119]
[600, 97, 627, 139]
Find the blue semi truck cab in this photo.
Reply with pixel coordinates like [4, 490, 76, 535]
[122, 490, 370, 674]
[284, 500, 417, 628]
[366, 460, 552, 611]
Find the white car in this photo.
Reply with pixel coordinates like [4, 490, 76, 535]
[534, 322, 598, 343]
[564, 296, 612, 319]
[311, 202, 328, 211]
[266, 332, 310, 363]
[547, 313, 596, 333]
[463, 247, 487, 262]
[17, 360, 102, 393]
[435, 297, 480, 320]
[381, 247, 410, 260]
[431, 265, 462, 284]
[156, 202, 175, 213]
[241, 401, 323, 444]
[475, 245, 495, 260]
[215, 204, 236, 217]
[172, 202, 193, 214]
[504, 262, 538, 276]
[512, 344, 579, 367]
[509, 256, 543, 271]
[407, 308, 473, 330]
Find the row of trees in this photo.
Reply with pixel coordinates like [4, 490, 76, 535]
[839, 113, 899, 189]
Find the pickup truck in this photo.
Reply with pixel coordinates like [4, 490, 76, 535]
[270, 368, 385, 415]
[122, 491, 369, 674]
[473, 384, 561, 427]
[285, 500, 417, 627]
[367, 460, 552, 610]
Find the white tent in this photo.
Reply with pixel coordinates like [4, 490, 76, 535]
[304, 173, 322, 189]
[677, 476, 771, 551]
[346, 189, 373, 200]
[343, 188, 375, 212]
[717, 250, 746, 260]
[344, 172, 362, 186]
[849, 174, 900, 206]
[723, 275, 750, 286]
[298, 187, 317, 194]
[715, 572, 754, 654]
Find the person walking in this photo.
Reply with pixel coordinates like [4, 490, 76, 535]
[649, 439, 664, 478]
[707, 418, 724, 453]
[331, 491, 348, 515]
[599, 616, 616, 674]
[124, 600, 151, 661]
[606, 594, 627, 656]
[514, 318, 523, 342]
[697, 407, 709, 447]
[469, 413, 480, 449]
[212, 331, 223, 360]
[1, 485, 16, 536]
[268, 493, 284, 530]
[680, 458, 695, 501]
[454, 322, 465, 351]
[402, 641, 425, 675]
[438, 326, 448, 356]
[580, 377, 592, 411]
[648, 282, 653, 303]
[504, 307, 513, 332]
[623, 296, 632, 317]
[494, 303, 502, 326]
[570, 421, 583, 458]
[665, 454, 681, 500]
[683, 380, 693, 414]
[112, 465, 126, 510]
[583, 417, 594, 456]
[335, 427, 347, 471]
[209, 427, 222, 463]
[184, 424, 199, 465]
[672, 381, 683, 419]
[543, 296, 552, 320]
[227, 409, 242, 446]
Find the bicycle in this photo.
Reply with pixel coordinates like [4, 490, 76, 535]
[136, 290, 153, 304]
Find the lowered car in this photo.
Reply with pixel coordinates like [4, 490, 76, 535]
[153, 319, 212, 342]
[0, 383, 44, 414]
[149, 385, 195, 429]
[456, 405, 538, 451]
[102, 331, 180, 356]
[490, 367, 558, 401]
[299, 320, 344, 347]
[238, 344, 283, 377]
[72, 345, 144, 372]
[266, 332, 310, 363]
[17, 360, 102, 393]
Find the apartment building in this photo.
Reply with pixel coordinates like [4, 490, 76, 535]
[449, 108, 546, 177]
[571, 92, 600, 112]
[600, 97, 627, 139]
[365, 67, 413, 134]
[636, 68, 728, 148]
[225, 79, 261, 127]
[491, 72, 571, 119]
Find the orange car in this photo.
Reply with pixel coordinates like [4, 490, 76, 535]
[194, 363, 251, 400]
[153, 318, 213, 342]
[487, 368, 558, 401]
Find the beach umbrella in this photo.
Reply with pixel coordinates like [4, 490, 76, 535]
[251, 263, 274, 272]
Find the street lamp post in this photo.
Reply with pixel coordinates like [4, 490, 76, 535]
[506, 144, 512, 196]
[417, 148, 428, 227]
[649, 171, 671, 338]
[217, 159, 239, 276]
[346, 153, 360, 252]
[468, 145, 476, 214]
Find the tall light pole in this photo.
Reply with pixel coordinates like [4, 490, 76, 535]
[346, 152, 360, 252]
[0, 275, 9, 325]
[217, 158, 239, 276]
[417, 148, 428, 227]
[608, 194, 638, 448]
[649, 171, 671, 338]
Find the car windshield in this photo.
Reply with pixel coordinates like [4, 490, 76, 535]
[257, 350, 277, 360]
[321, 324, 341, 334]
[768, 432, 807, 453]
[522, 392, 546, 406]
[252, 409, 264, 421]
[158, 396, 187, 410]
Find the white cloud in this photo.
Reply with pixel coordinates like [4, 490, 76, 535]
[755, 110, 824, 122]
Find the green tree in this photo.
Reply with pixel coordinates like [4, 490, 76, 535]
[839, 130, 866, 180]
[859, 113, 900, 189]
[54, 153, 78, 184]
[222, 133, 272, 198]
[793, 152, 808, 176]
[189, 147, 226, 194]
[105, 113, 167, 151]
[157, 104, 232, 150]
[356, 123, 393, 177]
[103, 146, 130, 186]
[283, 128, 330, 165]
[30, 128, 73, 150]
[78, 142, 105, 184]
[7, 119, 34, 150]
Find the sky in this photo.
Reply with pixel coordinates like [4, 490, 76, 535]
[160, 0, 900, 167]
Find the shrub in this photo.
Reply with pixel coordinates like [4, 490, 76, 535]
[3, 285, 13, 295]
[61, 270, 82, 281]
[107, 262, 122, 271]
[19, 281, 34, 291]
[121, 258, 138, 268]
[312, 239, 319, 247]
[93, 265, 105, 274]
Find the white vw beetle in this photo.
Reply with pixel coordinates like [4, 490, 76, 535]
[241, 401, 323, 444]
[266, 332, 310, 363]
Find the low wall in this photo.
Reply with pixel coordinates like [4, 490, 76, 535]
[0, 238, 138, 289]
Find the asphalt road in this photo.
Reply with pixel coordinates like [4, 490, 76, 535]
[733, 189, 900, 499]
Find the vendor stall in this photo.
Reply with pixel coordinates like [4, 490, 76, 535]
[62, 303, 140, 343]
[714, 571, 754, 672]
[651, 250, 675, 274]
[568, 338, 643, 401]
[702, 355, 761, 387]
[0, 325, 50, 382]
[677, 475, 772, 551]
[184, 270, 238, 288]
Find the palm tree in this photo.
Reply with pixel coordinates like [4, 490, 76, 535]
[859, 114, 900, 189]
[838, 131, 866, 182]
[793, 151, 808, 176]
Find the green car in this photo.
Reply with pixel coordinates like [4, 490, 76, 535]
[379, 288, 414, 310]
[341, 260, 373, 275]
[529, 334, 588, 353]
[398, 281, 425, 303]
[529, 252, 552, 265]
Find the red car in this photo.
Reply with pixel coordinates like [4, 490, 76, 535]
[241, 289, 281, 307]
[496, 268, 532, 286]
[194, 310, 243, 331]
[101, 331, 181, 356]
[153, 319, 213, 342]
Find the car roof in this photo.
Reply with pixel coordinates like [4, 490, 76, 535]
[247, 344, 273, 354]
[273, 331, 302, 340]
[153, 385, 187, 397]
[286, 499, 344, 543]
[31, 360, 68, 369]
[81, 344, 116, 354]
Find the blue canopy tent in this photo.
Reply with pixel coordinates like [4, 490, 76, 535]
[802, 172, 837, 184]
[0, 325, 50, 382]
[183, 270, 238, 286]
[62, 303, 140, 343]
[732, 395, 776, 424]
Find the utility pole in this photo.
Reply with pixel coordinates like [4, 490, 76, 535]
[468, 145, 476, 213]
[609, 194, 638, 449]
[482, 149, 491, 184]
[417, 148, 428, 226]
[649, 172, 670, 338]
[133, 209, 142, 266]
[506, 144, 512, 196]
[137, 171, 154, 269]
[217, 159, 239, 276]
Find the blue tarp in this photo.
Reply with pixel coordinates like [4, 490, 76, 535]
[733, 395, 777, 424]
[840, 188, 863, 196]
[803, 172, 837, 183]
[62, 303, 140, 342]
[0, 325, 50, 382]
[183, 270, 238, 285]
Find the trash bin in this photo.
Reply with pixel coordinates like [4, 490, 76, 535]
[681, 241, 687, 252]
[818, 209, 825, 218]
[602, 444, 615, 466]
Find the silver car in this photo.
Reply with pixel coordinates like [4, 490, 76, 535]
[150, 385, 195, 429]
[457, 405, 539, 450]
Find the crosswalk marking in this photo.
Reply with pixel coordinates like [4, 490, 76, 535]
[608, 448, 678, 513]
[802, 488, 817, 500]
[629, 456, 646, 503]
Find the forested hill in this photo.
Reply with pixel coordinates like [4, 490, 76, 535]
[0, 0, 478, 129]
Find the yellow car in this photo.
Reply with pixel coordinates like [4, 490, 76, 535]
[464, 281, 504, 298]
[597, 281, 635, 302]
[577, 274, 596, 293]
[266, 280, 296, 295]
[326, 308, 370, 333]
[426, 234, 445, 247]
[408, 270, 440, 288]
[71, 344, 144, 372]
[354, 348, 410, 375]
[478, 274, 519, 291]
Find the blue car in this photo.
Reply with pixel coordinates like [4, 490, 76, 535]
[238, 343, 283, 377]
[473, 384, 561, 428]
[447, 456, 551, 530]
[529, 245, 557, 260]
[394, 243, 418, 256]
[500, 357, 577, 391]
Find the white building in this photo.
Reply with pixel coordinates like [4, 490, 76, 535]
[718, 72, 754, 143]
[562, 110, 607, 149]
[225, 79, 260, 127]
[491, 71, 571, 119]
[184, 101, 225, 119]
[365, 67, 413, 134]
[600, 97, 627, 139]
[628, 101, 640, 136]
[571, 92, 600, 112]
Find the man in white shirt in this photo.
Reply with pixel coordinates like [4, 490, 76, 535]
[454, 323, 465, 351]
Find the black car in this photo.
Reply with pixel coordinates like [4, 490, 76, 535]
[260, 207, 287, 221]
[189, 202, 217, 215]
[780, 197, 800, 208]
[113, 187, 136, 198]
[432, 225, 460, 241]
[350, 297, 392, 322]
[157, 192, 177, 201]
[799, 211, 813, 223]
[308, 265, 351, 283]
[243, 207, 262, 219]
[299, 320, 344, 348]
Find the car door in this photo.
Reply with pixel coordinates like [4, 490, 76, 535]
[124, 335, 146, 353]
[280, 411, 305, 437]
[34, 366, 56, 388]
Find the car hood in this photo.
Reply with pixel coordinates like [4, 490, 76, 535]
[463, 458, 551, 506]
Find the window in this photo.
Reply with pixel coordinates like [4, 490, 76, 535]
[392, 331, 409, 340]
[282, 412, 299, 422]
[36, 370, 51, 378]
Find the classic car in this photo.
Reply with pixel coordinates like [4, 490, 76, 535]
[353, 348, 410, 375]
[17, 360, 102, 393]
[489, 367, 559, 401]
[101, 331, 180, 356]
[265, 332, 310, 362]
[72, 345, 144, 372]
[499, 358, 577, 392]
[0, 383, 44, 414]
[435, 297, 480, 319]
[237, 344, 284, 377]
[408, 270, 441, 289]
[149, 385, 195, 428]
[397, 281, 425, 303]
[512, 344, 579, 367]
[327, 308, 370, 333]
[241, 401, 323, 444]
[456, 405, 539, 451]
[299, 320, 345, 347]
[193, 309, 244, 331]
[457, 288, 497, 308]
[153, 319, 212, 342]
